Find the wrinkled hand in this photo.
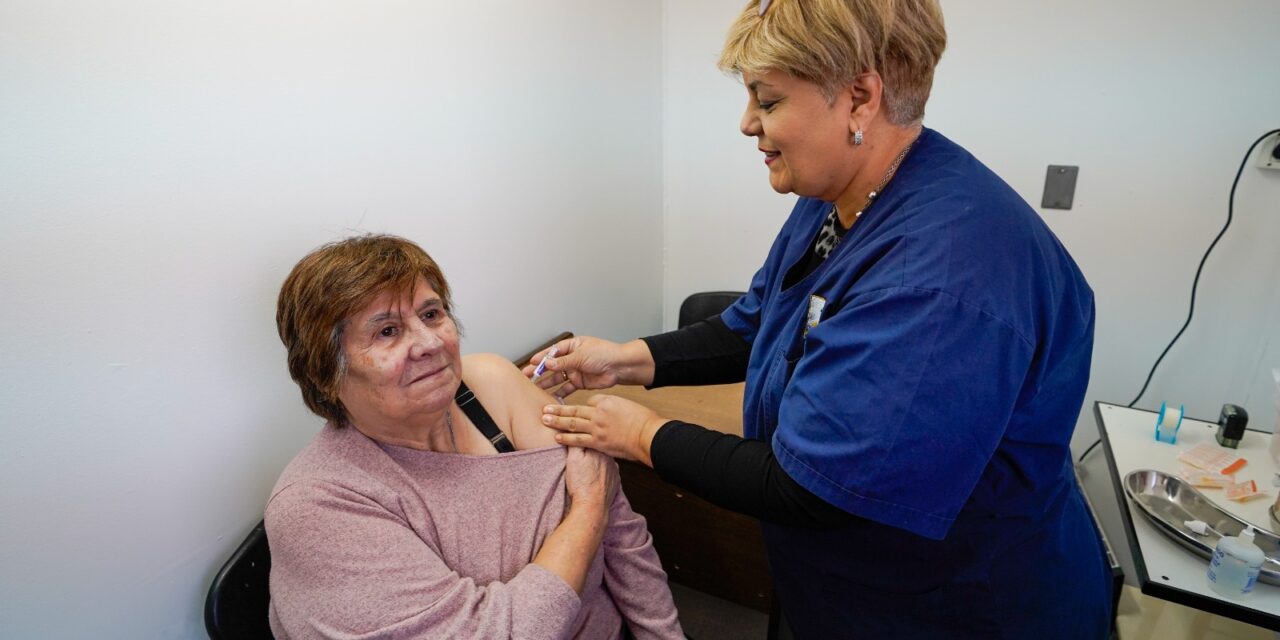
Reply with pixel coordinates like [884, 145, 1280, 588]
[543, 394, 668, 466]
[522, 336, 648, 397]
[563, 446, 619, 512]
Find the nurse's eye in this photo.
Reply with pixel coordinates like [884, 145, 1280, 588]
[758, 100, 779, 112]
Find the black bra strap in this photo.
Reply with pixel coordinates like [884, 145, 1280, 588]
[455, 381, 516, 453]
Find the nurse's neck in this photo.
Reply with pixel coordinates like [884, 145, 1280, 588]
[834, 124, 922, 229]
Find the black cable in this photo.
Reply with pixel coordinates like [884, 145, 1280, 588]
[1078, 438, 1102, 464]
[1123, 128, 1280, 409]
[1078, 129, 1280, 465]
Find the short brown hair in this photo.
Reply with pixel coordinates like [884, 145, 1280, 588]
[276, 234, 453, 425]
[719, 0, 946, 125]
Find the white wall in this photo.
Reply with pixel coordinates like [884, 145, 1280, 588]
[662, 0, 1280, 584]
[0, 1, 662, 637]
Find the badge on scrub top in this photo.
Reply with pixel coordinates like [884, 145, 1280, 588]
[805, 294, 826, 336]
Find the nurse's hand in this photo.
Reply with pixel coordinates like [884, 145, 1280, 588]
[543, 394, 668, 467]
[523, 336, 656, 398]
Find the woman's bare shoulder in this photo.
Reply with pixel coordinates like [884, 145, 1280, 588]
[461, 353, 560, 450]
[461, 352, 522, 382]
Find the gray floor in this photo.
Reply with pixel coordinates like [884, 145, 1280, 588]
[670, 583, 773, 640]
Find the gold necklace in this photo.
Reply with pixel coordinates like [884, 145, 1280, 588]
[849, 133, 920, 219]
[445, 408, 459, 453]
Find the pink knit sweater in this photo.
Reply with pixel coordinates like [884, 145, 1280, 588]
[266, 424, 684, 639]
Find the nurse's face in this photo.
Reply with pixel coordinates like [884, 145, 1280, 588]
[740, 70, 857, 202]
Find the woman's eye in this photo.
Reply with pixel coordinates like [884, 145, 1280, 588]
[759, 100, 777, 111]
[421, 310, 438, 322]
[379, 326, 398, 338]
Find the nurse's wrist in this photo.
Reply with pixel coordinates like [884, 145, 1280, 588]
[616, 339, 656, 386]
[634, 417, 672, 468]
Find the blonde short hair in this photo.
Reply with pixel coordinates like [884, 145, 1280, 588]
[276, 234, 453, 425]
[719, 0, 946, 126]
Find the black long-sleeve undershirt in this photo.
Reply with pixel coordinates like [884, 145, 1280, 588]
[650, 421, 856, 528]
[638, 318, 857, 529]
[640, 317, 750, 388]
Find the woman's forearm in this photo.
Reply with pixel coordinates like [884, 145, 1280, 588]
[532, 501, 608, 594]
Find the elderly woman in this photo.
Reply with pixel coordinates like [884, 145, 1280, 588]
[532, 1, 1109, 638]
[267, 235, 683, 639]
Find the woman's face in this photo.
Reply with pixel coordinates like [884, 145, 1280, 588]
[740, 69, 855, 201]
[336, 276, 461, 429]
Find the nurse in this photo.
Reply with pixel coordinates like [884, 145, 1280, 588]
[532, 0, 1110, 637]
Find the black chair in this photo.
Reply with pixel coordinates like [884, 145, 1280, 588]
[677, 291, 745, 329]
[205, 520, 274, 640]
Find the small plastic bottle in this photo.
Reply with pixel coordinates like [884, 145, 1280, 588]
[1207, 526, 1266, 597]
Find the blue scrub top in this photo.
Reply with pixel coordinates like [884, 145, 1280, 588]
[721, 129, 1110, 638]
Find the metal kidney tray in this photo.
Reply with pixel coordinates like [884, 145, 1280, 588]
[1123, 469, 1280, 585]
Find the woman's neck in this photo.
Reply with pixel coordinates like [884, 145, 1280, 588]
[350, 406, 455, 452]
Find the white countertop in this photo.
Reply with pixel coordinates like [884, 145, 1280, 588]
[1098, 401, 1280, 629]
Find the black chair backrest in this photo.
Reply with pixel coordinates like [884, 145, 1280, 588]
[678, 291, 745, 329]
[205, 520, 274, 640]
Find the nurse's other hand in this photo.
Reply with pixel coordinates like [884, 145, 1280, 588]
[543, 395, 668, 467]
[523, 336, 656, 397]
[563, 446, 619, 513]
